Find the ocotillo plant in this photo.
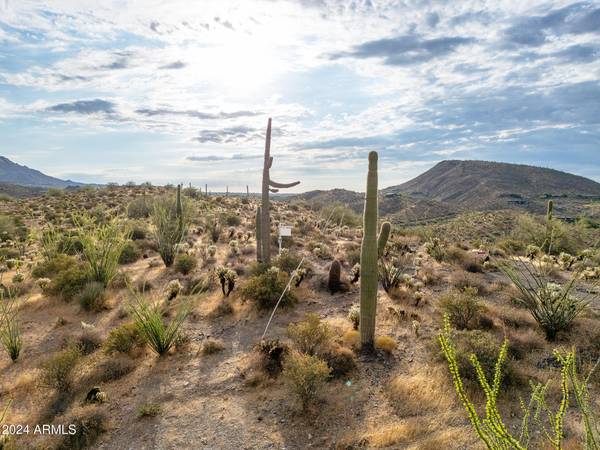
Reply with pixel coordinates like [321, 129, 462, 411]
[543, 200, 554, 254]
[359, 151, 390, 352]
[255, 206, 262, 262]
[260, 118, 300, 264]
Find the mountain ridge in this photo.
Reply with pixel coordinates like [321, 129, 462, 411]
[0, 156, 85, 188]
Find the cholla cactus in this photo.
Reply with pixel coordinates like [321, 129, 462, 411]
[166, 279, 182, 301]
[526, 244, 541, 259]
[292, 267, 307, 287]
[207, 245, 217, 258]
[557, 252, 574, 270]
[216, 266, 237, 297]
[229, 240, 240, 256]
[37, 278, 51, 290]
[348, 305, 360, 330]
[350, 263, 360, 284]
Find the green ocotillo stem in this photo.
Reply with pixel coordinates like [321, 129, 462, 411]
[256, 206, 262, 262]
[377, 222, 391, 257]
[176, 184, 183, 237]
[360, 151, 379, 352]
[544, 200, 554, 253]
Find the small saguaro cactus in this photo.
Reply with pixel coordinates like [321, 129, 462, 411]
[176, 184, 183, 236]
[328, 259, 341, 294]
[377, 222, 391, 257]
[260, 118, 300, 264]
[359, 151, 390, 353]
[255, 206, 262, 262]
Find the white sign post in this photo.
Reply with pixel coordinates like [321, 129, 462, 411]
[278, 225, 292, 254]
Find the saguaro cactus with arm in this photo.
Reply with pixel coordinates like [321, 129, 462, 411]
[359, 151, 390, 353]
[260, 118, 300, 264]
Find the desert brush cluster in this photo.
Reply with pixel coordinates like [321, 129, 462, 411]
[0, 121, 598, 449]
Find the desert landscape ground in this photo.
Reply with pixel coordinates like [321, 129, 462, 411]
[0, 140, 598, 450]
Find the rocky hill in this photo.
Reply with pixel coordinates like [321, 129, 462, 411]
[0, 156, 84, 188]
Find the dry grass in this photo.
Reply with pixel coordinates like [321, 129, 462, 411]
[387, 367, 454, 416]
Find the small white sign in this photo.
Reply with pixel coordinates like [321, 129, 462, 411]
[279, 225, 292, 237]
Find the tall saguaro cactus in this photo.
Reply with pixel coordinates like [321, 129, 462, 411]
[260, 118, 300, 264]
[359, 151, 390, 352]
[255, 206, 262, 262]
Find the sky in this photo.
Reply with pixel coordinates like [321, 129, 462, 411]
[0, 0, 599, 192]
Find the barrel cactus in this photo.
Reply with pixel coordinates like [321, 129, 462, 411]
[328, 259, 341, 294]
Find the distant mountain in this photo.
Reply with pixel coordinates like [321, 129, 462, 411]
[0, 156, 85, 188]
[292, 160, 600, 223]
[384, 160, 600, 212]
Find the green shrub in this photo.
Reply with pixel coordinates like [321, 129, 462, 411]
[40, 346, 81, 392]
[77, 281, 107, 312]
[287, 313, 332, 356]
[130, 225, 147, 240]
[438, 287, 483, 330]
[56, 409, 107, 450]
[241, 268, 297, 310]
[274, 249, 302, 274]
[222, 213, 241, 227]
[32, 254, 77, 279]
[48, 264, 89, 301]
[127, 196, 151, 219]
[174, 254, 197, 275]
[201, 339, 225, 355]
[94, 356, 136, 382]
[282, 350, 330, 410]
[104, 323, 143, 355]
[137, 402, 161, 418]
[118, 241, 142, 264]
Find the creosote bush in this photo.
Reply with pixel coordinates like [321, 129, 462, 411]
[40, 345, 81, 392]
[174, 253, 197, 275]
[287, 313, 332, 356]
[438, 287, 483, 330]
[77, 281, 107, 312]
[241, 267, 297, 309]
[282, 350, 331, 411]
[104, 322, 143, 355]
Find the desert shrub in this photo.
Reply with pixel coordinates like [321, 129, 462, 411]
[74, 214, 130, 287]
[118, 241, 142, 264]
[104, 322, 143, 355]
[32, 254, 77, 279]
[320, 204, 360, 227]
[282, 350, 331, 410]
[94, 356, 136, 382]
[254, 339, 288, 376]
[438, 287, 483, 330]
[287, 313, 332, 356]
[375, 335, 397, 354]
[137, 402, 161, 418]
[47, 264, 89, 301]
[201, 339, 225, 355]
[174, 253, 197, 275]
[73, 329, 103, 355]
[130, 224, 147, 240]
[379, 256, 410, 293]
[128, 292, 192, 356]
[449, 271, 488, 295]
[274, 249, 302, 274]
[222, 213, 241, 227]
[241, 267, 297, 309]
[345, 246, 361, 267]
[56, 409, 108, 450]
[322, 345, 356, 378]
[501, 260, 589, 340]
[0, 214, 17, 242]
[204, 215, 221, 243]
[425, 237, 446, 262]
[127, 196, 151, 219]
[77, 281, 107, 312]
[151, 195, 190, 267]
[40, 346, 81, 392]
